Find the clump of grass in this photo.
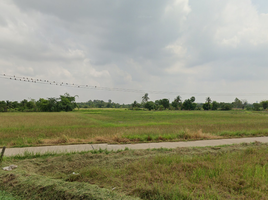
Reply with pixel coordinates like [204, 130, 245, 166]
[123, 129, 221, 142]
[93, 136, 116, 143]
[2, 143, 268, 199]
[72, 145, 268, 199]
[5, 148, 131, 161]
[0, 172, 137, 200]
[218, 129, 268, 137]
[11, 151, 58, 160]
[0, 190, 20, 200]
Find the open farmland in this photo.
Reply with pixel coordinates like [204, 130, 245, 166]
[1, 142, 268, 199]
[1, 109, 268, 147]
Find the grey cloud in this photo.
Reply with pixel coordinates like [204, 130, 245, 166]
[12, 0, 185, 63]
[1, 0, 268, 104]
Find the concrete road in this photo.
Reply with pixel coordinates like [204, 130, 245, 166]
[2, 136, 268, 157]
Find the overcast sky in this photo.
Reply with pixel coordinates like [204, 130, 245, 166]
[1, 0, 268, 104]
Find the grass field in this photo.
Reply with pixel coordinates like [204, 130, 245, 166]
[1, 109, 268, 147]
[1, 142, 268, 199]
[0, 190, 19, 200]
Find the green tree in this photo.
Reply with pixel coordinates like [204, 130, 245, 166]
[253, 103, 261, 111]
[232, 98, 243, 108]
[0, 101, 7, 112]
[36, 98, 49, 112]
[172, 95, 182, 110]
[160, 99, 170, 109]
[203, 103, 210, 110]
[261, 100, 268, 110]
[12, 101, 19, 110]
[182, 97, 196, 110]
[106, 99, 112, 108]
[26, 99, 36, 110]
[206, 97, 212, 110]
[175, 95, 181, 103]
[59, 93, 78, 112]
[220, 103, 232, 110]
[144, 101, 155, 111]
[20, 99, 28, 110]
[142, 93, 149, 104]
[241, 99, 248, 109]
[48, 97, 59, 111]
[131, 100, 141, 109]
[154, 100, 161, 110]
[36, 97, 58, 112]
[158, 105, 165, 111]
[132, 100, 138, 108]
[211, 101, 219, 110]
[171, 101, 178, 109]
[6, 100, 12, 110]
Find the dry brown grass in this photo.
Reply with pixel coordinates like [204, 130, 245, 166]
[36, 129, 220, 146]
[184, 129, 222, 139]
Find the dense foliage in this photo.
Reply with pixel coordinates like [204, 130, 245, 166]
[1, 92, 267, 112]
[77, 100, 130, 108]
[130, 94, 267, 111]
[0, 93, 78, 112]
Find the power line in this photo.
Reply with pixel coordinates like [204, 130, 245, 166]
[1, 73, 268, 97]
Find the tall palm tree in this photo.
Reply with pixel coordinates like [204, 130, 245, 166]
[142, 93, 149, 103]
[174, 95, 181, 103]
[206, 97, 212, 110]
[6, 100, 12, 109]
[173, 95, 182, 109]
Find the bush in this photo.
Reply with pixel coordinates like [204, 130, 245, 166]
[158, 105, 165, 111]
[195, 106, 202, 110]
[212, 101, 219, 110]
[182, 97, 196, 110]
[220, 103, 233, 110]
[144, 101, 155, 111]
[253, 103, 261, 111]
[260, 101, 268, 110]
[203, 103, 211, 110]
[160, 99, 170, 109]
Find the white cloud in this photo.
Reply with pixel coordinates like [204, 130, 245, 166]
[164, 0, 191, 20]
[80, 59, 109, 78]
[214, 0, 268, 47]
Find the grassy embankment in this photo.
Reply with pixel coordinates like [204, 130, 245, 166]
[1, 109, 268, 147]
[1, 142, 268, 199]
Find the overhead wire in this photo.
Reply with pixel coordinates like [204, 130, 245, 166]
[1, 73, 268, 97]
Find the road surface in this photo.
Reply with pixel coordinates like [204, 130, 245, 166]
[2, 136, 268, 157]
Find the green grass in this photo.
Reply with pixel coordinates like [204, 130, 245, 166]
[1, 109, 268, 147]
[1, 147, 130, 161]
[0, 190, 19, 200]
[1, 143, 268, 199]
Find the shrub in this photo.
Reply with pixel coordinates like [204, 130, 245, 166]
[253, 103, 261, 111]
[220, 103, 232, 110]
[260, 100, 268, 110]
[144, 101, 155, 111]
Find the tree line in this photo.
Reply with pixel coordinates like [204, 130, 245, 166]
[1, 92, 267, 112]
[130, 93, 268, 111]
[77, 100, 130, 109]
[0, 93, 78, 112]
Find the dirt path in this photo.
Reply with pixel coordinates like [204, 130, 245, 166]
[2, 136, 268, 157]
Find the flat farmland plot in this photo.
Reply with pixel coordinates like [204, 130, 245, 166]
[1, 109, 268, 147]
